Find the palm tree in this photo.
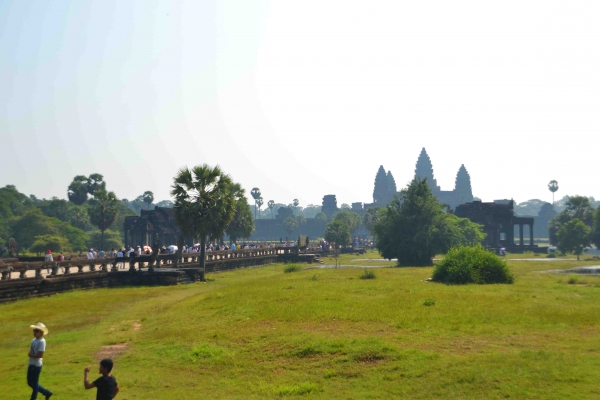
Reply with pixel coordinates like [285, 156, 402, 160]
[88, 190, 120, 250]
[268, 200, 275, 219]
[250, 188, 261, 219]
[142, 191, 154, 210]
[548, 180, 559, 205]
[256, 197, 264, 219]
[171, 165, 236, 280]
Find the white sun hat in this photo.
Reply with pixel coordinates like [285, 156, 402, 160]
[29, 322, 49, 335]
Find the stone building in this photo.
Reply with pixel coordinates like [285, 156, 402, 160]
[123, 207, 183, 247]
[413, 148, 474, 209]
[367, 148, 474, 210]
[454, 200, 537, 250]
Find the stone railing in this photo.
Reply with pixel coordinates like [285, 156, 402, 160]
[0, 247, 298, 281]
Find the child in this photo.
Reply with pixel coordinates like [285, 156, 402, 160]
[84, 358, 119, 399]
[27, 322, 53, 400]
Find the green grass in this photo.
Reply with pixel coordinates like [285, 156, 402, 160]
[2, 251, 600, 399]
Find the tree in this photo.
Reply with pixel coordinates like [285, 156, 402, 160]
[268, 200, 275, 219]
[372, 178, 483, 266]
[88, 190, 119, 250]
[30, 235, 71, 255]
[155, 200, 174, 208]
[557, 218, 590, 260]
[142, 191, 154, 210]
[295, 215, 306, 233]
[548, 180, 559, 205]
[250, 188, 261, 220]
[171, 164, 236, 280]
[548, 196, 595, 245]
[87, 173, 106, 197]
[7, 238, 17, 257]
[333, 210, 361, 234]
[226, 184, 255, 243]
[256, 197, 264, 219]
[592, 207, 600, 249]
[9, 208, 59, 249]
[314, 212, 327, 224]
[363, 207, 383, 233]
[324, 220, 351, 248]
[293, 199, 299, 208]
[86, 230, 124, 252]
[443, 214, 486, 247]
[283, 216, 298, 236]
[67, 175, 89, 205]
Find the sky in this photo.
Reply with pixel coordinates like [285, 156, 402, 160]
[1, 0, 599, 207]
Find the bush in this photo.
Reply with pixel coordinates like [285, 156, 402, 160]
[359, 269, 376, 280]
[423, 298, 436, 306]
[432, 245, 514, 284]
[284, 264, 300, 273]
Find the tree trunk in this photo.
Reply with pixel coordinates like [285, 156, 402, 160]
[199, 236, 206, 281]
[101, 229, 105, 251]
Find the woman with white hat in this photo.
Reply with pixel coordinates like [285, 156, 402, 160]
[27, 322, 53, 399]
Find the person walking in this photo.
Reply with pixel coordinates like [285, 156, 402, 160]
[27, 322, 53, 400]
[44, 250, 53, 275]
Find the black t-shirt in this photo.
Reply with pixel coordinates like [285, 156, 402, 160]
[93, 375, 117, 400]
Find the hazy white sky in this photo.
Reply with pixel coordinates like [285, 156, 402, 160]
[1, 0, 598, 207]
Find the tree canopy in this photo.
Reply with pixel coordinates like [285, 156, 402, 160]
[172, 164, 236, 279]
[324, 220, 350, 248]
[88, 190, 120, 250]
[225, 184, 255, 243]
[372, 178, 485, 266]
[332, 210, 361, 234]
[557, 218, 590, 260]
[283, 216, 298, 236]
[548, 196, 595, 245]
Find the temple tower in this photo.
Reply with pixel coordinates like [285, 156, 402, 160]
[414, 148, 440, 194]
[373, 165, 388, 204]
[387, 170, 397, 199]
[454, 164, 474, 205]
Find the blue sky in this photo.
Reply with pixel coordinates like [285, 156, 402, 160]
[1, 0, 599, 207]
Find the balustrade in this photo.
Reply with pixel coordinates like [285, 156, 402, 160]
[0, 247, 296, 282]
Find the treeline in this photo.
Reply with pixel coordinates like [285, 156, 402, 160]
[0, 173, 172, 256]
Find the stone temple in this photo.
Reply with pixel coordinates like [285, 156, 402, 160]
[372, 148, 474, 209]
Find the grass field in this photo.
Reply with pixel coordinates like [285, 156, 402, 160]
[2, 251, 600, 399]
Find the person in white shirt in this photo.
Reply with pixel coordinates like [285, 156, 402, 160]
[116, 249, 124, 269]
[136, 246, 142, 256]
[27, 322, 53, 399]
[44, 250, 53, 274]
[87, 249, 95, 260]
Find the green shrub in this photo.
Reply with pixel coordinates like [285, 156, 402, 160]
[432, 245, 514, 284]
[423, 298, 436, 306]
[546, 252, 556, 258]
[284, 264, 300, 273]
[359, 269, 376, 280]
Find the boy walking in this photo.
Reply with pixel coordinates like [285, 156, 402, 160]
[27, 322, 53, 400]
[84, 358, 119, 399]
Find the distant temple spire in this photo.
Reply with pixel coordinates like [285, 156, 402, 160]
[454, 164, 474, 204]
[387, 170, 397, 197]
[414, 148, 440, 194]
[373, 165, 389, 204]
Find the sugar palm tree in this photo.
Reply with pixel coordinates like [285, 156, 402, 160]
[267, 200, 275, 219]
[548, 180, 559, 205]
[142, 191, 154, 210]
[88, 190, 119, 250]
[256, 197, 264, 219]
[171, 165, 236, 280]
[250, 188, 261, 219]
